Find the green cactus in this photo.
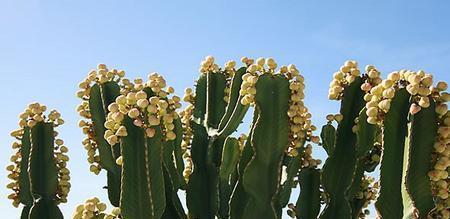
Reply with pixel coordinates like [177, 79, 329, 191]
[181, 56, 319, 219]
[7, 103, 70, 219]
[6, 57, 450, 219]
[321, 62, 450, 219]
[76, 65, 186, 219]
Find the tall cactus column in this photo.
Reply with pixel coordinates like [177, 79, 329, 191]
[320, 61, 367, 219]
[182, 56, 319, 219]
[184, 57, 245, 219]
[7, 103, 70, 219]
[77, 65, 186, 219]
[362, 69, 449, 218]
[77, 65, 123, 206]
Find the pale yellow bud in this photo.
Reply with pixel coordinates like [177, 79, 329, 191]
[437, 81, 448, 91]
[418, 97, 430, 108]
[387, 72, 400, 81]
[366, 107, 378, 117]
[128, 108, 140, 119]
[115, 126, 128, 137]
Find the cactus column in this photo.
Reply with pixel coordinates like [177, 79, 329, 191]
[8, 103, 70, 219]
[182, 56, 319, 219]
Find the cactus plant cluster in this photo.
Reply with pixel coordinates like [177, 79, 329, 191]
[5, 56, 450, 219]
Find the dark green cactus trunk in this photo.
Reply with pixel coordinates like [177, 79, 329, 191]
[375, 89, 411, 219]
[320, 77, 365, 219]
[28, 122, 63, 219]
[241, 74, 290, 219]
[89, 82, 122, 206]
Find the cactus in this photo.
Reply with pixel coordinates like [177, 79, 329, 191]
[6, 57, 450, 219]
[7, 103, 70, 219]
[320, 62, 450, 219]
[181, 56, 319, 219]
[76, 65, 185, 219]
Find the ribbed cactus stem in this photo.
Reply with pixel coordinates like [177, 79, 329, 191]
[8, 103, 69, 219]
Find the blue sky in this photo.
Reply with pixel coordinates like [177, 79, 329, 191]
[1, 1, 449, 218]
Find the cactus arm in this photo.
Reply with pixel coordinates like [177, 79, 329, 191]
[19, 127, 33, 206]
[120, 117, 166, 219]
[320, 124, 336, 156]
[229, 127, 254, 219]
[242, 74, 290, 219]
[347, 108, 379, 213]
[161, 165, 187, 219]
[28, 122, 62, 219]
[89, 82, 122, 206]
[402, 98, 437, 219]
[219, 137, 241, 180]
[218, 137, 240, 218]
[163, 141, 181, 191]
[146, 126, 167, 219]
[186, 122, 214, 219]
[120, 117, 152, 219]
[101, 81, 123, 165]
[89, 82, 120, 172]
[320, 77, 365, 219]
[278, 154, 302, 208]
[347, 160, 366, 218]
[29, 122, 58, 199]
[218, 67, 246, 130]
[206, 72, 227, 129]
[295, 168, 321, 219]
[193, 74, 207, 122]
[375, 88, 411, 219]
[173, 117, 186, 189]
[218, 67, 250, 137]
[356, 108, 378, 158]
[206, 137, 224, 217]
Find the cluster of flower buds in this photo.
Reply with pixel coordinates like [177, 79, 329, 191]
[360, 65, 383, 93]
[200, 56, 240, 104]
[180, 104, 194, 152]
[72, 197, 120, 219]
[76, 64, 127, 175]
[183, 153, 193, 183]
[76, 64, 126, 99]
[328, 60, 360, 100]
[287, 72, 320, 154]
[428, 93, 450, 218]
[104, 73, 181, 146]
[223, 60, 237, 103]
[55, 138, 70, 203]
[325, 113, 344, 124]
[355, 176, 379, 218]
[8, 103, 69, 206]
[239, 57, 280, 105]
[199, 56, 220, 73]
[239, 57, 302, 107]
[300, 144, 321, 168]
[364, 70, 446, 125]
[239, 69, 258, 106]
[179, 102, 194, 182]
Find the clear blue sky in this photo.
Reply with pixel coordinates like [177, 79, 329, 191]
[1, 1, 449, 218]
